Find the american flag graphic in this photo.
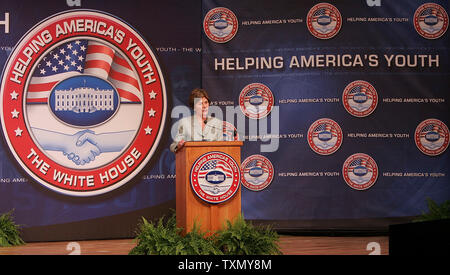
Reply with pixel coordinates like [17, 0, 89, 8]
[419, 8, 445, 22]
[243, 159, 269, 174]
[348, 158, 372, 173]
[349, 86, 373, 100]
[313, 8, 337, 22]
[420, 124, 445, 138]
[27, 40, 142, 104]
[244, 88, 270, 102]
[198, 160, 233, 178]
[312, 123, 338, 137]
[209, 12, 234, 26]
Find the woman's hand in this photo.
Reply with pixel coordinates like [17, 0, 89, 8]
[176, 139, 186, 152]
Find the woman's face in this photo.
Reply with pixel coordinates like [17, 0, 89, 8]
[194, 96, 209, 119]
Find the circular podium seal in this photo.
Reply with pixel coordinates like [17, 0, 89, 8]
[190, 151, 241, 204]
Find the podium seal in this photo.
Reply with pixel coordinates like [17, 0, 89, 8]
[190, 151, 241, 204]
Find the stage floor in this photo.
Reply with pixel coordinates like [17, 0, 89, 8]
[0, 235, 389, 255]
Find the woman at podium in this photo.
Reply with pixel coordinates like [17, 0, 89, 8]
[170, 88, 223, 153]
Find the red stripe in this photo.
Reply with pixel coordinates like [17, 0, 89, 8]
[113, 55, 132, 70]
[85, 60, 111, 73]
[28, 81, 58, 92]
[26, 98, 47, 103]
[109, 68, 140, 91]
[87, 45, 115, 60]
[116, 88, 141, 102]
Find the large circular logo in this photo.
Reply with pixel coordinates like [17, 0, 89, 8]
[306, 3, 342, 39]
[307, 118, 343, 155]
[342, 80, 378, 117]
[190, 151, 241, 204]
[239, 83, 274, 119]
[414, 3, 448, 39]
[342, 153, 378, 191]
[0, 10, 167, 196]
[415, 118, 449, 156]
[203, 7, 238, 43]
[240, 154, 274, 192]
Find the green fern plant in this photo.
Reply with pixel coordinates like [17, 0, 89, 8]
[215, 215, 282, 255]
[414, 198, 450, 222]
[129, 214, 222, 255]
[0, 210, 24, 247]
[181, 223, 222, 255]
[129, 213, 281, 255]
[129, 214, 182, 255]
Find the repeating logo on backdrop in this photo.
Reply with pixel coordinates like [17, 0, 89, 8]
[414, 3, 448, 39]
[307, 3, 342, 39]
[203, 7, 238, 43]
[415, 118, 449, 156]
[0, 10, 167, 196]
[241, 154, 274, 191]
[190, 151, 241, 204]
[342, 153, 378, 191]
[307, 118, 343, 155]
[239, 83, 274, 119]
[342, 80, 378, 117]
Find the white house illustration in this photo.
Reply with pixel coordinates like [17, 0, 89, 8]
[54, 87, 114, 113]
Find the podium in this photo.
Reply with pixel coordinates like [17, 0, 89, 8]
[176, 141, 243, 235]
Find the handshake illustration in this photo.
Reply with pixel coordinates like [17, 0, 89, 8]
[32, 128, 134, 165]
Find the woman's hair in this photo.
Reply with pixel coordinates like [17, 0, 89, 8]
[188, 88, 211, 108]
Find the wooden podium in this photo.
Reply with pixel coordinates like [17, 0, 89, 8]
[176, 141, 243, 235]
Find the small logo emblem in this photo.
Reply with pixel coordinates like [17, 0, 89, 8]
[241, 154, 274, 191]
[307, 118, 343, 155]
[307, 3, 342, 39]
[415, 118, 449, 156]
[342, 80, 378, 117]
[239, 83, 274, 119]
[342, 153, 378, 190]
[414, 3, 448, 39]
[190, 151, 241, 204]
[203, 7, 238, 43]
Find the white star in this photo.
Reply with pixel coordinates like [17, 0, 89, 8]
[70, 60, 76, 66]
[11, 109, 19, 118]
[72, 49, 78, 55]
[53, 53, 59, 60]
[75, 40, 81, 45]
[144, 126, 152, 135]
[77, 65, 83, 71]
[10, 91, 18, 100]
[14, 127, 23, 137]
[58, 60, 64, 66]
[40, 69, 46, 75]
[80, 45, 86, 51]
[65, 55, 71, 61]
[64, 65, 69, 71]
[46, 61, 52, 67]
[52, 66, 58, 72]
[148, 108, 156, 117]
[149, 90, 157, 99]
[59, 48, 66, 54]
[67, 43, 73, 50]
[78, 55, 84, 62]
